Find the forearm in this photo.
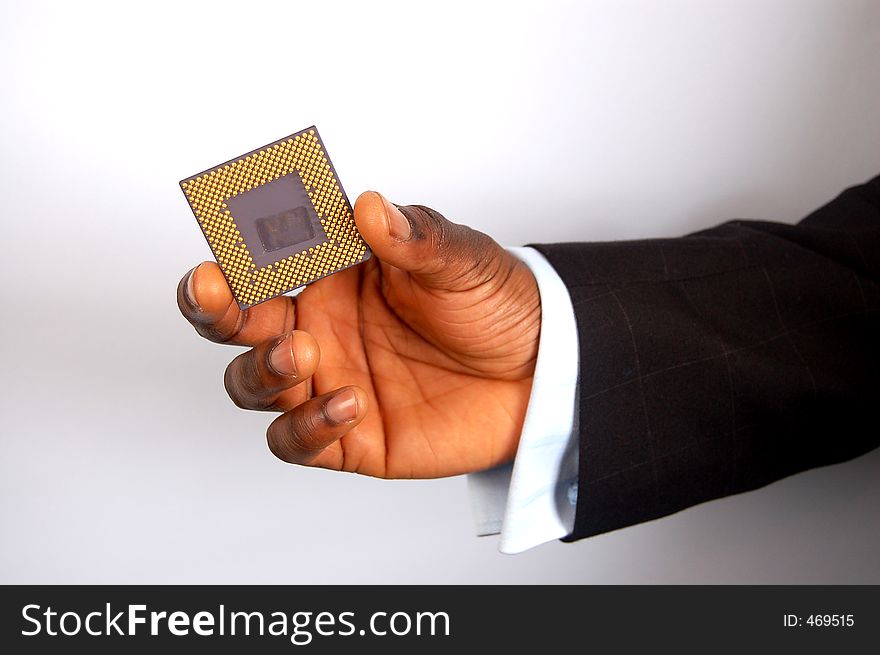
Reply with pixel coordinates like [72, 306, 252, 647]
[532, 174, 880, 540]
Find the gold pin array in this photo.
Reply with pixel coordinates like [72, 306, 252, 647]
[180, 128, 370, 308]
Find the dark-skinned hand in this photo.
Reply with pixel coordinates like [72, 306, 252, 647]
[177, 192, 541, 478]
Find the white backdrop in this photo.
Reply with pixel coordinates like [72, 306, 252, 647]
[1, 0, 878, 583]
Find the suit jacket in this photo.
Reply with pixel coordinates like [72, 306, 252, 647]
[530, 174, 880, 540]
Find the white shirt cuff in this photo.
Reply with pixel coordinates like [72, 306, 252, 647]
[467, 246, 580, 553]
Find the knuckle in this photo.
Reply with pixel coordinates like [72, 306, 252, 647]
[289, 411, 324, 451]
[223, 362, 248, 409]
[410, 204, 497, 269]
[201, 310, 247, 344]
[267, 411, 323, 463]
[411, 204, 449, 248]
[266, 425, 290, 462]
[224, 352, 270, 410]
[177, 284, 201, 324]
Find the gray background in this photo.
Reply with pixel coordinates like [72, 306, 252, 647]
[1, 0, 878, 583]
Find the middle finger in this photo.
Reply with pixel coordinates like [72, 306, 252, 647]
[224, 330, 320, 412]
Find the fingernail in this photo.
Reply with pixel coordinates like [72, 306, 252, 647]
[185, 264, 201, 309]
[269, 334, 298, 377]
[325, 389, 358, 424]
[381, 195, 411, 240]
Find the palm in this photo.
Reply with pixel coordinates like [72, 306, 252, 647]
[296, 256, 537, 478]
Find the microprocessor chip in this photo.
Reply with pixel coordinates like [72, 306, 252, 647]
[180, 126, 371, 309]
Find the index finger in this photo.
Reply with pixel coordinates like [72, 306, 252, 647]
[177, 262, 296, 346]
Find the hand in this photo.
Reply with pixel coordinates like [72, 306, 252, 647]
[177, 192, 541, 478]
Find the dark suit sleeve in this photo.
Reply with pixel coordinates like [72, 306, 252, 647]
[529, 174, 880, 540]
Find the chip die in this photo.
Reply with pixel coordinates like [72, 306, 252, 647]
[180, 127, 371, 309]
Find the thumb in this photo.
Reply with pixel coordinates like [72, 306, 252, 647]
[353, 191, 504, 291]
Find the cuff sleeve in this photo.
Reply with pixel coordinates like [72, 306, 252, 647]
[467, 246, 580, 553]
